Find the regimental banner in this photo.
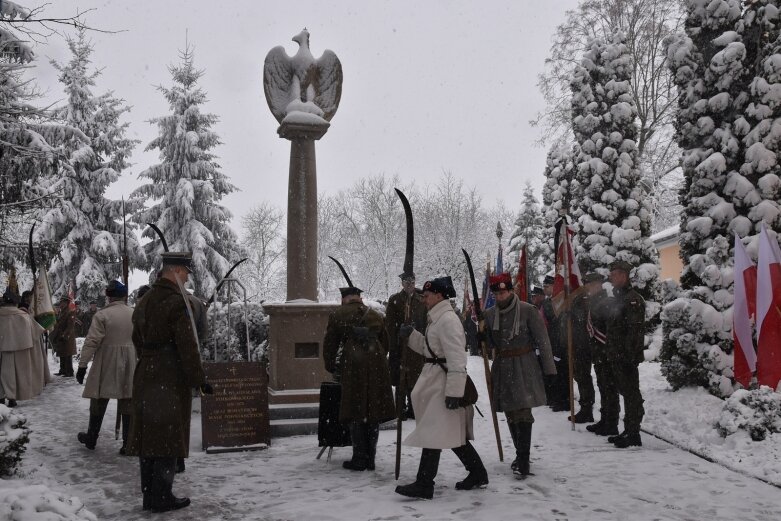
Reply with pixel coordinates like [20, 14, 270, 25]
[201, 361, 270, 454]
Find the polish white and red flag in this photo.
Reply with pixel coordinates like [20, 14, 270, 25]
[552, 220, 582, 314]
[756, 224, 781, 390]
[732, 234, 757, 388]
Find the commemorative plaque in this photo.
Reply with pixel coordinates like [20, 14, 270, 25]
[201, 361, 270, 453]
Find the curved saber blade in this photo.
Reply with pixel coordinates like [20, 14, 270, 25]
[328, 256, 354, 288]
[207, 258, 249, 305]
[146, 223, 169, 252]
[394, 188, 414, 277]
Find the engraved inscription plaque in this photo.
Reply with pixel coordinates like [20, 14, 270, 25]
[201, 361, 270, 453]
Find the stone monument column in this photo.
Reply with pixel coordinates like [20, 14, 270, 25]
[263, 29, 343, 301]
[261, 31, 344, 435]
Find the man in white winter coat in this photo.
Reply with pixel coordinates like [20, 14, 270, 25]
[395, 276, 488, 500]
[76, 280, 136, 454]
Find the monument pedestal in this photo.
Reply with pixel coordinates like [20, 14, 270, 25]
[263, 301, 339, 436]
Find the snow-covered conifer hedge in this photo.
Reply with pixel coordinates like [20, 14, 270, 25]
[0, 405, 29, 477]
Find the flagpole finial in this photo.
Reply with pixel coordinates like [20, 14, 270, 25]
[496, 222, 503, 240]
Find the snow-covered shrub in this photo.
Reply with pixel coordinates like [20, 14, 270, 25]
[0, 405, 30, 477]
[203, 301, 267, 362]
[0, 483, 97, 521]
[717, 387, 781, 441]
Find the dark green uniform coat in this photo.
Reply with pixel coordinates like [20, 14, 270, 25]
[384, 290, 426, 389]
[604, 285, 646, 432]
[323, 301, 396, 424]
[127, 278, 207, 458]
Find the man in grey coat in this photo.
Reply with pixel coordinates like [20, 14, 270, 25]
[484, 273, 556, 478]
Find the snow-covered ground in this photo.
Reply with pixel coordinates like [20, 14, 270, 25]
[3, 355, 780, 521]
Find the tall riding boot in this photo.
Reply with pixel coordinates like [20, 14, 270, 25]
[515, 423, 533, 478]
[395, 448, 441, 499]
[366, 423, 379, 471]
[343, 422, 369, 471]
[119, 415, 131, 455]
[62, 355, 74, 377]
[453, 441, 489, 490]
[508, 423, 522, 472]
[150, 457, 190, 513]
[78, 399, 108, 450]
[140, 457, 154, 510]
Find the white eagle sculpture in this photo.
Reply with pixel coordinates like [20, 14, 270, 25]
[263, 29, 343, 127]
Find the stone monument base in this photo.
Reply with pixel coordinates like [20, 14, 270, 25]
[263, 301, 339, 437]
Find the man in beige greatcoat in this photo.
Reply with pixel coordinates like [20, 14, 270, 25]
[76, 280, 136, 454]
[395, 276, 488, 500]
[0, 286, 48, 407]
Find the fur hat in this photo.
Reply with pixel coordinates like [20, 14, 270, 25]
[422, 276, 456, 299]
[530, 286, 544, 296]
[582, 272, 605, 284]
[489, 272, 513, 292]
[543, 275, 555, 286]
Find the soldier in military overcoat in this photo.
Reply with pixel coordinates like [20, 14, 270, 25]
[542, 275, 567, 410]
[483, 273, 556, 478]
[50, 296, 77, 377]
[323, 285, 396, 471]
[384, 271, 426, 419]
[603, 260, 646, 448]
[127, 252, 212, 513]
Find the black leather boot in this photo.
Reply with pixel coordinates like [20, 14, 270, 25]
[453, 442, 489, 490]
[514, 423, 532, 478]
[591, 421, 619, 436]
[613, 431, 642, 448]
[343, 422, 369, 471]
[119, 415, 131, 455]
[366, 423, 379, 471]
[77, 413, 104, 450]
[569, 406, 594, 423]
[150, 458, 190, 513]
[395, 449, 440, 499]
[508, 422, 521, 472]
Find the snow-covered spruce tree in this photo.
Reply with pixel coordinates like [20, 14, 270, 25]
[508, 182, 547, 287]
[36, 30, 143, 302]
[661, 0, 747, 396]
[570, 34, 659, 301]
[0, 6, 85, 266]
[132, 46, 240, 298]
[735, 2, 781, 236]
[541, 142, 580, 270]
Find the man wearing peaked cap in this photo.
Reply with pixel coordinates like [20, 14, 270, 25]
[76, 280, 136, 455]
[484, 272, 556, 478]
[604, 259, 646, 449]
[127, 250, 210, 512]
[323, 274, 395, 472]
[385, 271, 426, 420]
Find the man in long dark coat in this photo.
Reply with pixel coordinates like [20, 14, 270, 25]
[484, 273, 556, 478]
[542, 275, 567, 410]
[323, 285, 396, 471]
[384, 272, 426, 419]
[50, 297, 77, 377]
[127, 252, 212, 512]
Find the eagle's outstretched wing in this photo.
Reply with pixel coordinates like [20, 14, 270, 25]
[264, 45, 295, 123]
[314, 49, 343, 122]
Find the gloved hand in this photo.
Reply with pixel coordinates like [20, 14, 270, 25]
[200, 383, 214, 395]
[76, 366, 87, 384]
[398, 324, 414, 339]
[445, 396, 461, 410]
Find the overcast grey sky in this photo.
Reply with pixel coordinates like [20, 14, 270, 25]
[37, 0, 580, 228]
